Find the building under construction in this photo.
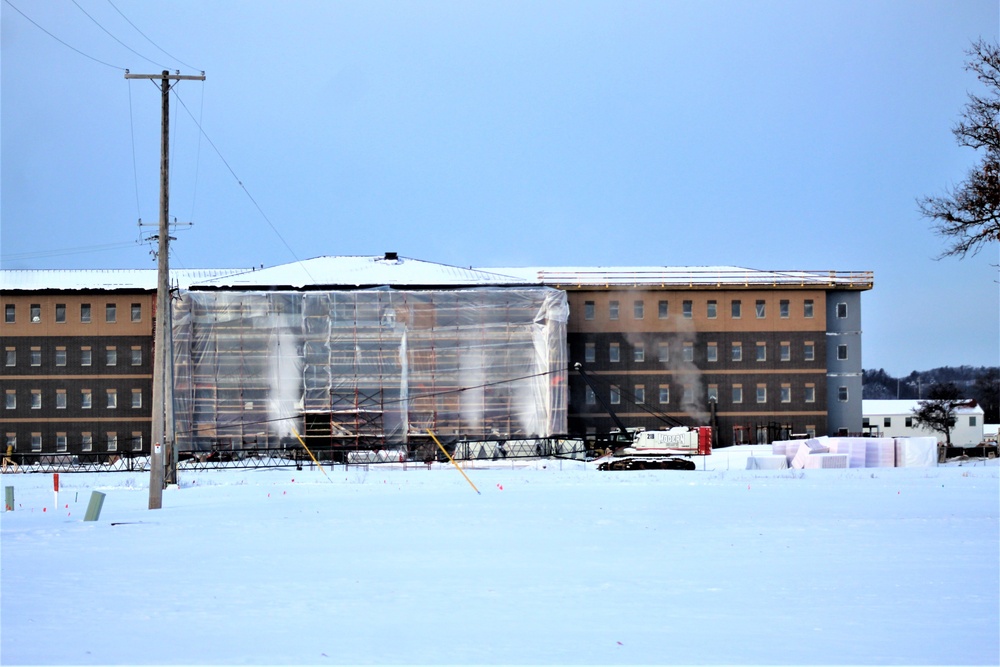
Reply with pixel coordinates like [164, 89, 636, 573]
[171, 257, 569, 458]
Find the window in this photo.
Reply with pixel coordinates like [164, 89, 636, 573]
[658, 384, 670, 404]
[658, 300, 669, 319]
[806, 426, 816, 438]
[731, 300, 741, 318]
[106, 346, 117, 366]
[682, 300, 693, 318]
[584, 301, 595, 320]
[609, 342, 620, 363]
[4, 304, 13, 323]
[731, 342, 742, 362]
[56, 390, 67, 409]
[970, 416, 977, 427]
[633, 300, 644, 320]
[682, 384, 693, 404]
[107, 389, 117, 409]
[80, 303, 91, 323]
[804, 342, 815, 362]
[707, 385, 718, 402]
[31, 390, 41, 409]
[884, 417, 892, 428]
[56, 347, 67, 366]
[756, 385, 767, 403]
[732, 384, 743, 403]
[838, 386, 849, 402]
[682, 342, 694, 362]
[131, 389, 142, 408]
[5, 391, 15, 409]
[131, 347, 142, 366]
[804, 299, 814, 318]
[31, 433, 42, 452]
[5, 433, 15, 450]
[634, 385, 645, 404]
[81, 347, 92, 366]
[756, 342, 766, 362]
[106, 303, 117, 323]
[779, 300, 789, 318]
[863, 417, 870, 428]
[755, 300, 766, 318]
[657, 342, 669, 363]
[707, 342, 718, 362]
[5, 347, 14, 367]
[81, 389, 92, 409]
[780, 385, 791, 403]
[837, 302, 848, 318]
[131, 303, 142, 322]
[837, 345, 848, 361]
[56, 433, 67, 452]
[131, 433, 143, 452]
[707, 300, 717, 319]
[82, 433, 93, 452]
[585, 387, 596, 405]
[804, 384, 816, 403]
[106, 432, 118, 452]
[633, 343, 644, 362]
[585, 342, 596, 363]
[30, 347, 41, 366]
[610, 385, 620, 405]
[609, 301, 619, 320]
[905, 417, 913, 428]
[55, 304, 66, 323]
[30, 304, 40, 322]
[780, 342, 790, 362]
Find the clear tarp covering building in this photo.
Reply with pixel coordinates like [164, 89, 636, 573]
[172, 288, 568, 451]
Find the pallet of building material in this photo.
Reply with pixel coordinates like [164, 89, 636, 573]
[864, 438, 896, 468]
[802, 453, 849, 469]
[894, 437, 938, 468]
[771, 441, 793, 465]
[790, 439, 830, 469]
[746, 455, 789, 470]
[826, 438, 867, 468]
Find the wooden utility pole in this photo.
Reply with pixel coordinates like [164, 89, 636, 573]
[125, 70, 205, 509]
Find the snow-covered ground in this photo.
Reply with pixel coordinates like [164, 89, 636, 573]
[2, 449, 998, 665]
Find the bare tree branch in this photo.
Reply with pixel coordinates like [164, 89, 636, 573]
[918, 39, 1000, 259]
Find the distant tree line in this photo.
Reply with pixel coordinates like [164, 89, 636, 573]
[863, 366, 999, 423]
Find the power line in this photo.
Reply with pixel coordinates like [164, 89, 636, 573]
[106, 0, 199, 71]
[70, 0, 168, 70]
[171, 88, 316, 283]
[0, 240, 141, 261]
[127, 80, 143, 221]
[3, 0, 126, 70]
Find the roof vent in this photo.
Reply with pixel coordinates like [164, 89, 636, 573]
[384, 251, 398, 261]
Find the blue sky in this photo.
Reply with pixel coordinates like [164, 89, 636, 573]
[1, 0, 997, 376]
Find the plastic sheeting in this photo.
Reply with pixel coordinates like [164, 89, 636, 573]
[894, 437, 938, 468]
[172, 288, 569, 450]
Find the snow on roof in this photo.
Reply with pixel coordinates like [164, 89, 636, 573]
[481, 266, 874, 289]
[863, 399, 984, 415]
[188, 255, 527, 289]
[0, 268, 247, 291]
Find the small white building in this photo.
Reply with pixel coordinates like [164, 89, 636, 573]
[862, 399, 985, 446]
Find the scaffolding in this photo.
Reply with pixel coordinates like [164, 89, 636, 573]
[172, 288, 569, 454]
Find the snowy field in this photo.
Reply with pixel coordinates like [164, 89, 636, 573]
[2, 449, 998, 666]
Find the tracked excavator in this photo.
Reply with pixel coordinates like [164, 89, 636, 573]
[574, 363, 711, 471]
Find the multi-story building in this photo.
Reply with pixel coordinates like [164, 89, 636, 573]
[1, 258, 873, 457]
[1, 269, 238, 461]
[486, 266, 873, 446]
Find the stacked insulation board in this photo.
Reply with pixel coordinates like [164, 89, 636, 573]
[774, 436, 937, 469]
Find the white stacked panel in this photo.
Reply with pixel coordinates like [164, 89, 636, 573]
[865, 438, 896, 468]
[803, 453, 849, 469]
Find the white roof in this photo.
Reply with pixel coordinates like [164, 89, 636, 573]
[863, 399, 984, 416]
[189, 255, 526, 289]
[0, 268, 247, 291]
[482, 266, 874, 288]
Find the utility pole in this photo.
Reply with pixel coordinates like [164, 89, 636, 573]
[125, 70, 205, 509]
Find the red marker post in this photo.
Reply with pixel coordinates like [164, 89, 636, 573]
[53, 473, 59, 512]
